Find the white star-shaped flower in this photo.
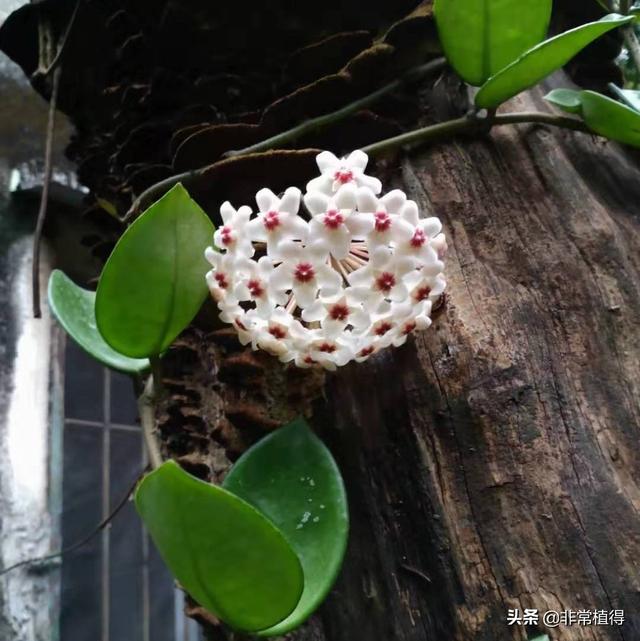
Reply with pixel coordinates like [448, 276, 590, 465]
[245, 187, 308, 259]
[306, 150, 382, 197]
[213, 201, 254, 257]
[269, 241, 342, 309]
[355, 187, 415, 250]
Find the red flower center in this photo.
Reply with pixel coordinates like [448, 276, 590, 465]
[374, 211, 391, 232]
[269, 325, 287, 339]
[411, 229, 426, 247]
[374, 321, 393, 336]
[220, 226, 234, 246]
[358, 345, 375, 357]
[323, 209, 344, 230]
[414, 285, 431, 302]
[263, 210, 280, 231]
[304, 355, 317, 365]
[403, 321, 417, 335]
[247, 279, 263, 298]
[334, 169, 354, 184]
[376, 272, 395, 292]
[214, 272, 229, 289]
[235, 318, 247, 331]
[318, 342, 337, 353]
[329, 303, 349, 321]
[294, 262, 315, 283]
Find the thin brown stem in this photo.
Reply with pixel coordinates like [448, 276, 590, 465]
[0, 466, 145, 576]
[32, 66, 61, 318]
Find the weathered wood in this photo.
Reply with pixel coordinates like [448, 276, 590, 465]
[160, 81, 640, 641]
[296, 86, 640, 641]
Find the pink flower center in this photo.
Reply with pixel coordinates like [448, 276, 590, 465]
[247, 279, 263, 298]
[374, 211, 391, 232]
[263, 210, 280, 231]
[374, 321, 393, 336]
[318, 342, 337, 353]
[375, 272, 395, 292]
[411, 229, 426, 248]
[358, 345, 375, 357]
[304, 355, 317, 365]
[220, 226, 234, 246]
[329, 303, 349, 321]
[269, 325, 287, 339]
[214, 272, 229, 289]
[323, 209, 344, 230]
[334, 169, 354, 184]
[294, 262, 315, 283]
[414, 285, 431, 302]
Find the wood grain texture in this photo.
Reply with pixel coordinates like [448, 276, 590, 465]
[296, 84, 640, 641]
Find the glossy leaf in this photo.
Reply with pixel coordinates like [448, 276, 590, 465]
[135, 460, 304, 632]
[96, 183, 214, 358]
[475, 14, 634, 109]
[223, 418, 349, 637]
[544, 88, 582, 114]
[546, 88, 640, 148]
[576, 91, 640, 148]
[434, 0, 552, 86]
[48, 270, 149, 374]
[609, 84, 640, 113]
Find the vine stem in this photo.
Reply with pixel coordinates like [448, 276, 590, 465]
[361, 111, 590, 155]
[124, 58, 447, 220]
[224, 57, 448, 158]
[0, 467, 145, 577]
[138, 370, 163, 470]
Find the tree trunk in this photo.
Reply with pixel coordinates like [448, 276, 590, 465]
[3, 2, 640, 640]
[161, 83, 640, 641]
[303, 87, 640, 641]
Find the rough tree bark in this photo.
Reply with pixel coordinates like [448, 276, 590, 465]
[2, 1, 640, 640]
[161, 82, 640, 641]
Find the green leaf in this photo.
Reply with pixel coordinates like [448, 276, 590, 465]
[48, 270, 149, 374]
[578, 90, 640, 147]
[546, 88, 640, 147]
[545, 88, 583, 114]
[96, 183, 214, 358]
[135, 460, 304, 632]
[609, 84, 640, 112]
[434, 0, 552, 86]
[223, 419, 349, 637]
[475, 14, 634, 109]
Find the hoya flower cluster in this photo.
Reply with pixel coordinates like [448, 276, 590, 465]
[205, 150, 446, 370]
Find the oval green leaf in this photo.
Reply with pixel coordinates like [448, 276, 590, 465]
[96, 183, 214, 358]
[434, 0, 552, 86]
[578, 90, 640, 148]
[223, 418, 349, 637]
[544, 88, 582, 114]
[135, 460, 304, 632]
[48, 269, 149, 374]
[476, 14, 634, 109]
[546, 89, 640, 148]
